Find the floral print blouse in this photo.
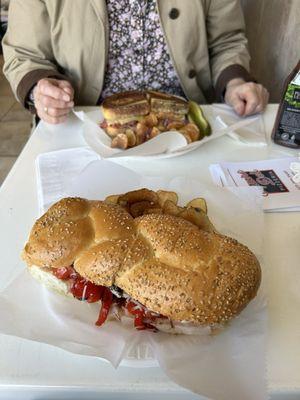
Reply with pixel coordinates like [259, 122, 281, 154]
[100, 0, 185, 100]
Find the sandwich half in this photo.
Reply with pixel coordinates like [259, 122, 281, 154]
[101, 91, 150, 138]
[100, 90, 199, 149]
[22, 197, 261, 334]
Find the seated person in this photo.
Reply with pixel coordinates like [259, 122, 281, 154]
[2, 0, 269, 124]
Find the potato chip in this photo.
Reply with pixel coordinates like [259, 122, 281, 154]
[118, 188, 158, 205]
[163, 200, 182, 216]
[186, 198, 208, 214]
[104, 194, 120, 204]
[157, 190, 178, 207]
[130, 201, 158, 218]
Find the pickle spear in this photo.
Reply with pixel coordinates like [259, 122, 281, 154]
[188, 101, 212, 137]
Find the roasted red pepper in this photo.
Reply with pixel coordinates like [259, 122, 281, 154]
[99, 120, 108, 129]
[86, 283, 104, 303]
[126, 300, 156, 331]
[95, 287, 113, 326]
[54, 268, 159, 330]
[126, 301, 143, 315]
[70, 278, 104, 303]
[134, 310, 146, 330]
[126, 301, 144, 327]
[53, 266, 75, 280]
[70, 278, 86, 300]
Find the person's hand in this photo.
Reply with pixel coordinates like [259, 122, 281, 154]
[224, 78, 269, 117]
[33, 78, 74, 124]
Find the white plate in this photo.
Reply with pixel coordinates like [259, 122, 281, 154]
[120, 343, 158, 368]
[75, 108, 226, 160]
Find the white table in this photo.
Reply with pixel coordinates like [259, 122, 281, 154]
[0, 105, 299, 400]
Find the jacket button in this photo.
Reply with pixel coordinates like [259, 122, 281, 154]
[188, 69, 197, 79]
[169, 8, 180, 19]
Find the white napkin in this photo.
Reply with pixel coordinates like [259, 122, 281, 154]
[212, 103, 267, 146]
[36, 147, 100, 214]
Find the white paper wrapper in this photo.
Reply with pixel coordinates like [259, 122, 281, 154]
[0, 161, 267, 400]
[74, 104, 266, 160]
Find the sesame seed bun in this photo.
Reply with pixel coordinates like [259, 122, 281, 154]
[29, 264, 72, 298]
[23, 197, 261, 328]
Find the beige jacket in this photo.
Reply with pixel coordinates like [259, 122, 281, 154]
[2, 0, 252, 107]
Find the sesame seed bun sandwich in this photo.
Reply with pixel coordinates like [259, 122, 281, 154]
[22, 195, 261, 335]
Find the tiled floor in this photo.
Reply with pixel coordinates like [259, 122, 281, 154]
[0, 54, 32, 185]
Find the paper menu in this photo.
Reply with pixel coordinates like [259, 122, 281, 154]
[210, 157, 300, 212]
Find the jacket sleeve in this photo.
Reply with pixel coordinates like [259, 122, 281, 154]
[2, 0, 68, 108]
[205, 0, 253, 100]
